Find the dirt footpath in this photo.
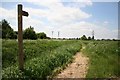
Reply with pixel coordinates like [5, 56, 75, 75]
[54, 47, 89, 78]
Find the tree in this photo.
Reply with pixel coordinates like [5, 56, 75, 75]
[1, 19, 17, 39]
[81, 35, 87, 40]
[92, 36, 94, 40]
[76, 38, 79, 40]
[113, 39, 116, 41]
[37, 32, 47, 39]
[23, 26, 37, 39]
[88, 36, 91, 40]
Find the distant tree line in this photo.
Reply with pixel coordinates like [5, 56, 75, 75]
[1, 19, 119, 41]
[80, 35, 94, 40]
[1, 19, 49, 40]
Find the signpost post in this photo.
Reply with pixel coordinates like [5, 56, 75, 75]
[18, 4, 28, 71]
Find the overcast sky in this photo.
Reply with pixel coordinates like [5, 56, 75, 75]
[0, 0, 119, 39]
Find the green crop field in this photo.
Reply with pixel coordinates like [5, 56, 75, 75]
[2, 39, 82, 78]
[2, 39, 120, 78]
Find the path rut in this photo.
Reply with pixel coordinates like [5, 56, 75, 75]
[54, 47, 89, 78]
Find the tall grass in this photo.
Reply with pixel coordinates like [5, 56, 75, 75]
[83, 41, 120, 78]
[2, 39, 75, 68]
[2, 39, 82, 78]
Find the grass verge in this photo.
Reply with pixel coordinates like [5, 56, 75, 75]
[82, 41, 120, 78]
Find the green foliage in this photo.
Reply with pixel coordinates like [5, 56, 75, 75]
[1, 19, 17, 39]
[2, 40, 82, 78]
[81, 35, 87, 40]
[23, 26, 37, 40]
[2, 40, 18, 68]
[92, 36, 94, 40]
[37, 32, 47, 39]
[83, 41, 120, 78]
[88, 36, 91, 40]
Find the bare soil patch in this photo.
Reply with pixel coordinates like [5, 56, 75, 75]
[54, 47, 89, 78]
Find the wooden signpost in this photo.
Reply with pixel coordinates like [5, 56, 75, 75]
[18, 4, 29, 70]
